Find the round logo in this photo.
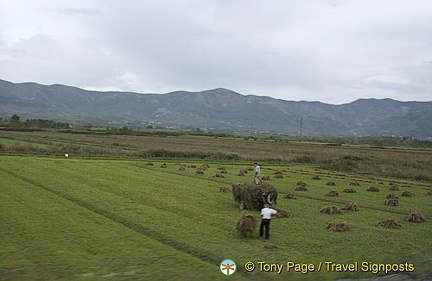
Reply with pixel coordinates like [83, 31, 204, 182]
[220, 259, 237, 276]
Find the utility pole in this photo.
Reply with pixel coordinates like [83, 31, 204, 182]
[298, 118, 303, 138]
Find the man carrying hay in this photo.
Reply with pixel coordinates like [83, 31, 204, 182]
[260, 204, 277, 240]
[254, 162, 262, 184]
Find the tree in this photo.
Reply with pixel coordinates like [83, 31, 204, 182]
[10, 114, 22, 128]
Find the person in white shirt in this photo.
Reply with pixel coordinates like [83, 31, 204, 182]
[260, 204, 277, 240]
[254, 162, 261, 184]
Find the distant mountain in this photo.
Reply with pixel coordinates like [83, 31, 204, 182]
[0, 79, 431, 138]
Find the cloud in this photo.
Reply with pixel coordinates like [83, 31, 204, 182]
[0, 0, 431, 104]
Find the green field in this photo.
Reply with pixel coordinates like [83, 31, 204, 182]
[1, 154, 431, 280]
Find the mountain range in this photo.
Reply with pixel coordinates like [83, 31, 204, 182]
[0, 79, 431, 139]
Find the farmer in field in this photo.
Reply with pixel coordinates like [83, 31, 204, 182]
[260, 204, 277, 240]
[254, 162, 261, 184]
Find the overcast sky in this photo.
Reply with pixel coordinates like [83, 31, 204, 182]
[1, 0, 431, 104]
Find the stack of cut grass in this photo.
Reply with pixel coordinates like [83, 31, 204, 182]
[236, 211, 257, 238]
[341, 202, 359, 211]
[232, 182, 277, 210]
[406, 211, 426, 223]
[378, 219, 403, 229]
[326, 221, 349, 232]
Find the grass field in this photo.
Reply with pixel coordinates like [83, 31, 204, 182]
[1, 154, 431, 280]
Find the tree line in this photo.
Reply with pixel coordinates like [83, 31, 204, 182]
[0, 114, 70, 129]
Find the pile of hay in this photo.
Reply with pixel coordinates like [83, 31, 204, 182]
[220, 186, 231, 193]
[426, 190, 432, 196]
[402, 191, 414, 197]
[349, 182, 360, 186]
[237, 169, 248, 176]
[196, 170, 205, 174]
[367, 186, 380, 192]
[386, 193, 399, 199]
[326, 221, 349, 232]
[236, 211, 257, 237]
[232, 182, 278, 210]
[341, 202, 359, 211]
[215, 173, 225, 178]
[187, 164, 197, 168]
[325, 190, 339, 197]
[201, 163, 210, 170]
[160, 163, 167, 168]
[262, 176, 271, 181]
[273, 208, 291, 218]
[320, 206, 342, 215]
[326, 181, 336, 186]
[378, 219, 403, 229]
[389, 184, 400, 191]
[297, 181, 307, 187]
[218, 167, 228, 173]
[283, 192, 297, 199]
[295, 185, 308, 191]
[146, 162, 154, 166]
[384, 199, 399, 206]
[312, 175, 321, 180]
[405, 211, 426, 223]
[343, 188, 357, 193]
[274, 171, 283, 178]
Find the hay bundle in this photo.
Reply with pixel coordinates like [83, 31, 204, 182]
[325, 190, 339, 197]
[262, 175, 271, 181]
[349, 182, 360, 186]
[326, 181, 336, 186]
[384, 199, 399, 206]
[160, 163, 167, 168]
[236, 211, 257, 237]
[320, 206, 342, 215]
[389, 184, 400, 191]
[232, 182, 278, 210]
[201, 163, 210, 169]
[326, 221, 349, 232]
[215, 173, 225, 178]
[402, 191, 414, 197]
[272, 208, 291, 218]
[343, 188, 357, 193]
[426, 190, 432, 196]
[196, 169, 205, 174]
[245, 167, 254, 171]
[378, 219, 403, 229]
[297, 181, 307, 187]
[220, 186, 231, 193]
[295, 185, 308, 191]
[179, 166, 186, 171]
[405, 211, 426, 223]
[341, 202, 359, 211]
[218, 167, 227, 172]
[146, 162, 154, 166]
[283, 192, 297, 199]
[264, 244, 279, 249]
[386, 193, 399, 199]
[312, 175, 321, 180]
[237, 171, 245, 176]
[187, 164, 197, 168]
[367, 186, 380, 192]
[274, 171, 283, 178]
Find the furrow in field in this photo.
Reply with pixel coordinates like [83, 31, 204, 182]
[0, 169, 229, 280]
[0, 166, 227, 266]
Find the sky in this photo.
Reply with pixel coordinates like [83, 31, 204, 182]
[1, 0, 432, 104]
